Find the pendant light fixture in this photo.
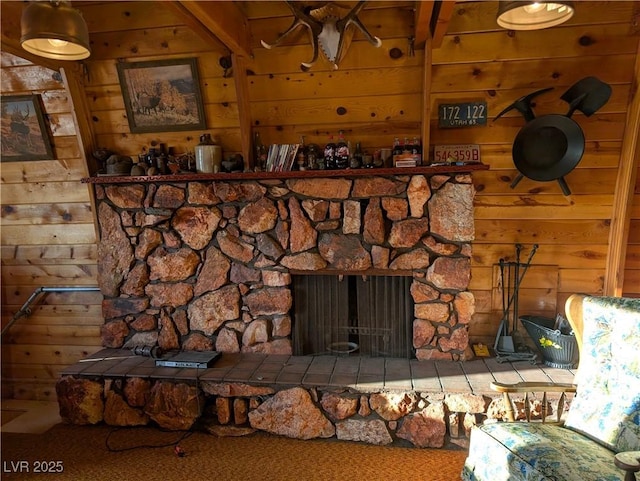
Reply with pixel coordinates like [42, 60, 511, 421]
[497, 1, 574, 30]
[20, 1, 91, 60]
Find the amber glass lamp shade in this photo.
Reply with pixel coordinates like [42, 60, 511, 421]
[497, 1, 574, 30]
[20, 1, 91, 60]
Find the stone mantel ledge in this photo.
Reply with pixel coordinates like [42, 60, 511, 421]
[82, 164, 489, 184]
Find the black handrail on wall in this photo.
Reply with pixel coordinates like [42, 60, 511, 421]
[1, 286, 100, 337]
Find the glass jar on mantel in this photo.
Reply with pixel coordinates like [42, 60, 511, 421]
[134, 142, 184, 176]
[195, 133, 222, 173]
[133, 145, 164, 176]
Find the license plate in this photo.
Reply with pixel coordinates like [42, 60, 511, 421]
[433, 144, 481, 164]
[438, 102, 487, 128]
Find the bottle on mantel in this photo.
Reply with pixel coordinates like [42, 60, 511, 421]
[350, 141, 363, 169]
[307, 143, 319, 170]
[411, 136, 422, 164]
[254, 131, 268, 171]
[411, 136, 421, 154]
[146, 147, 158, 170]
[335, 131, 350, 169]
[392, 137, 403, 158]
[297, 135, 307, 170]
[324, 135, 336, 170]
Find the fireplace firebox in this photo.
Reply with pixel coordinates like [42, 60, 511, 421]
[292, 275, 413, 357]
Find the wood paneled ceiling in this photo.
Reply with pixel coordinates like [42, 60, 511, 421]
[0, 1, 453, 68]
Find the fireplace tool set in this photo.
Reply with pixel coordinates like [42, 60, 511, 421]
[494, 244, 539, 363]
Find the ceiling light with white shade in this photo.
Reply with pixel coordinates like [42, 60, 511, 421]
[497, 1, 575, 30]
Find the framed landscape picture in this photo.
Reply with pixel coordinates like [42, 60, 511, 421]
[1, 94, 54, 162]
[117, 57, 207, 133]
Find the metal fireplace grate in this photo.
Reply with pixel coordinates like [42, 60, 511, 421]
[292, 275, 413, 358]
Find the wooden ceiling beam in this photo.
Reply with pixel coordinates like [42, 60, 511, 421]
[413, 1, 456, 50]
[414, 1, 435, 49]
[232, 53, 253, 172]
[168, 1, 252, 60]
[60, 66, 101, 239]
[431, 1, 457, 49]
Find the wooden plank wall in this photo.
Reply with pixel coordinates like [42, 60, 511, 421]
[243, 1, 422, 149]
[626, 171, 640, 296]
[82, 1, 235, 157]
[81, 1, 420, 156]
[82, 0, 640, 348]
[0, 54, 103, 400]
[242, 1, 640, 343]
[434, 2, 640, 344]
[1, 1, 638, 402]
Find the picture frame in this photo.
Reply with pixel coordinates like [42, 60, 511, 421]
[117, 57, 207, 133]
[1, 94, 54, 162]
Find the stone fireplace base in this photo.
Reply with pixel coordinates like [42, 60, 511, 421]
[56, 349, 574, 448]
[76, 170, 489, 448]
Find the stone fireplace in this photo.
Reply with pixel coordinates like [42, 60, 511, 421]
[96, 172, 477, 361]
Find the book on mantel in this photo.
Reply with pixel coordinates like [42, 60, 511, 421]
[393, 151, 421, 168]
[394, 159, 418, 168]
[265, 144, 300, 172]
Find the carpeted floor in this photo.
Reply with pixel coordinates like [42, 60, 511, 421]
[1, 423, 467, 481]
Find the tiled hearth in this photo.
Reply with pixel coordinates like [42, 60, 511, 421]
[63, 349, 575, 393]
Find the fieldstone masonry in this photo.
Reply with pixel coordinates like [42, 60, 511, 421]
[58, 375, 511, 447]
[59, 172, 493, 447]
[96, 174, 476, 360]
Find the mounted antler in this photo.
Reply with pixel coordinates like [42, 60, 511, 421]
[260, 2, 323, 71]
[261, 1, 382, 72]
[333, 1, 382, 65]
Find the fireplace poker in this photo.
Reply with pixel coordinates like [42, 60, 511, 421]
[500, 244, 539, 332]
[494, 244, 539, 363]
[494, 258, 515, 353]
[511, 244, 538, 334]
[513, 243, 522, 334]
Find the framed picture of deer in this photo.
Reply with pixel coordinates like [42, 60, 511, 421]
[1, 94, 54, 162]
[117, 57, 206, 133]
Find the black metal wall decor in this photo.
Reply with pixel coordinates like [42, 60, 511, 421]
[495, 76, 611, 195]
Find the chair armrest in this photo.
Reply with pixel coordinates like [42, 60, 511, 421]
[490, 381, 577, 423]
[614, 451, 640, 481]
[491, 381, 577, 393]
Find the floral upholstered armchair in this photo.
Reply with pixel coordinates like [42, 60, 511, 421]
[462, 294, 640, 481]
